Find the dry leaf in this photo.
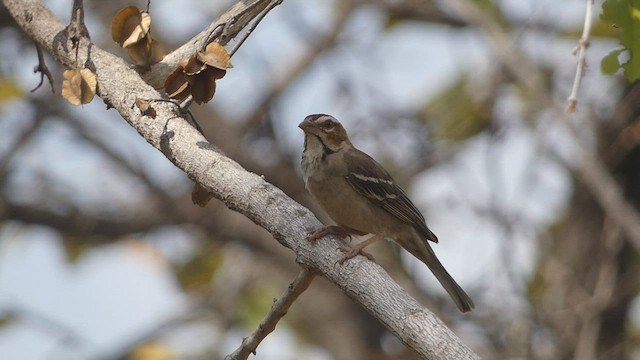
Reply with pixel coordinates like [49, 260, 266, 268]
[183, 55, 207, 75]
[191, 183, 213, 207]
[164, 65, 190, 100]
[61, 68, 97, 106]
[148, 38, 166, 64]
[209, 67, 227, 80]
[197, 42, 232, 69]
[188, 69, 216, 104]
[127, 34, 166, 66]
[135, 98, 157, 118]
[111, 6, 151, 48]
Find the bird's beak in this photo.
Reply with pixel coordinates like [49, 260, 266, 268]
[298, 118, 315, 133]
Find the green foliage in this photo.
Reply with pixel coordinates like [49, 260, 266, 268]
[600, 0, 640, 81]
[601, 48, 624, 74]
[0, 313, 13, 328]
[175, 246, 222, 291]
[0, 79, 23, 103]
[237, 284, 280, 329]
[420, 76, 492, 142]
[62, 235, 89, 263]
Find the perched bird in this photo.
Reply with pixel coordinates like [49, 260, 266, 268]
[299, 114, 474, 312]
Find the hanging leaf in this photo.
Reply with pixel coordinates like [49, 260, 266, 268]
[61, 235, 89, 263]
[188, 67, 217, 104]
[197, 42, 233, 69]
[182, 54, 207, 75]
[165, 48, 230, 103]
[127, 34, 166, 66]
[61, 68, 97, 106]
[164, 64, 190, 100]
[192, 183, 214, 207]
[111, 6, 151, 48]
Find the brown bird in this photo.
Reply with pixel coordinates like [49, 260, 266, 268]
[299, 114, 474, 312]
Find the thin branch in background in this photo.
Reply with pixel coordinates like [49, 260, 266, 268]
[567, 0, 595, 113]
[0, 114, 44, 182]
[30, 44, 54, 93]
[224, 268, 316, 360]
[57, 115, 177, 207]
[573, 218, 622, 360]
[445, 0, 640, 251]
[229, 0, 283, 57]
[240, 3, 354, 132]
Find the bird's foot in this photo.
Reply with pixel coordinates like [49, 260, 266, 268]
[336, 246, 375, 264]
[307, 225, 352, 242]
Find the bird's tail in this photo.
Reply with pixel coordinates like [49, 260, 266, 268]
[406, 242, 474, 313]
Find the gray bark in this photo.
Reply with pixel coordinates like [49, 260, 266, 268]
[2, 0, 478, 358]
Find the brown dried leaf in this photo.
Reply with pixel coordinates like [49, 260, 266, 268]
[183, 54, 206, 75]
[164, 65, 190, 100]
[135, 98, 157, 119]
[191, 183, 214, 207]
[61, 68, 96, 106]
[111, 6, 151, 48]
[148, 38, 166, 65]
[127, 35, 166, 66]
[209, 68, 227, 80]
[197, 42, 232, 69]
[188, 69, 217, 104]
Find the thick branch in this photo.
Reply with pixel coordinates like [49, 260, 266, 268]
[3, 1, 478, 358]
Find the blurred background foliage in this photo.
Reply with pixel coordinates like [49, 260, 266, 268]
[0, 0, 639, 359]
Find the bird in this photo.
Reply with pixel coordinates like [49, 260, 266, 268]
[299, 114, 474, 312]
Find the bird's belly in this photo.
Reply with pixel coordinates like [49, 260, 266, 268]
[308, 177, 387, 236]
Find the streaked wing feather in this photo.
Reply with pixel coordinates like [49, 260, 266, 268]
[344, 150, 438, 242]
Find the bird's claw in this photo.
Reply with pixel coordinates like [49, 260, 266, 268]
[335, 246, 375, 265]
[307, 226, 352, 242]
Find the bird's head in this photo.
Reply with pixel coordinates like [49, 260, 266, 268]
[299, 114, 351, 154]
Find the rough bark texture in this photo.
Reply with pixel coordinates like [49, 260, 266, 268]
[2, 0, 478, 358]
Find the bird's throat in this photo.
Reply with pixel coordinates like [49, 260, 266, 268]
[314, 135, 336, 159]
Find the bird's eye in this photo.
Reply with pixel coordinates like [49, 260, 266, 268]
[323, 121, 334, 131]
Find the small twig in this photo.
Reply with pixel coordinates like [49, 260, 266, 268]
[30, 44, 55, 93]
[567, 0, 594, 113]
[148, 97, 204, 136]
[202, 24, 225, 51]
[224, 268, 316, 360]
[229, 0, 283, 58]
[240, 3, 353, 131]
[63, 0, 90, 65]
[446, 0, 640, 251]
[201, 0, 272, 51]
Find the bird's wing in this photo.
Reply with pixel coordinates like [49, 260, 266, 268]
[343, 149, 438, 243]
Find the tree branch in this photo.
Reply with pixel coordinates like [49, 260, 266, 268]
[445, 0, 640, 250]
[225, 269, 316, 360]
[567, 0, 594, 113]
[3, 1, 478, 358]
[141, 0, 275, 89]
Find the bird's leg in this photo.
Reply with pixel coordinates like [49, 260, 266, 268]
[336, 234, 384, 264]
[307, 225, 352, 242]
